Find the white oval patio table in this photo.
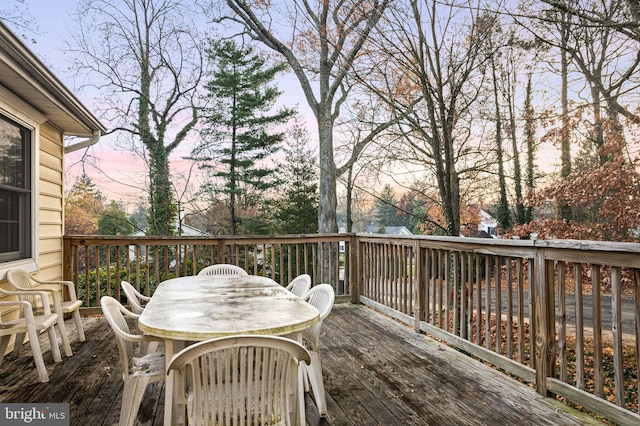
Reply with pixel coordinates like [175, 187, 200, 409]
[137, 274, 320, 426]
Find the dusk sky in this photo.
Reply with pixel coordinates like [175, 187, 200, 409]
[17, 0, 312, 208]
[11, 0, 566, 211]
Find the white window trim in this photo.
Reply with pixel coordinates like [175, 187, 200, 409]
[0, 85, 46, 280]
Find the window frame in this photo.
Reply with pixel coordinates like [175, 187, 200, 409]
[0, 85, 44, 279]
[0, 115, 32, 263]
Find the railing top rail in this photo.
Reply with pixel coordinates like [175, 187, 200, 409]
[534, 239, 640, 253]
[63, 233, 640, 258]
[356, 233, 640, 250]
[64, 233, 355, 246]
[355, 233, 535, 246]
[355, 234, 536, 258]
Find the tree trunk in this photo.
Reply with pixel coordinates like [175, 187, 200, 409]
[318, 111, 338, 234]
[492, 54, 511, 231]
[508, 73, 525, 225]
[148, 145, 175, 235]
[524, 74, 536, 224]
[559, 11, 572, 221]
[346, 166, 354, 233]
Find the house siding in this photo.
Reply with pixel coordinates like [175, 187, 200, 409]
[36, 123, 65, 281]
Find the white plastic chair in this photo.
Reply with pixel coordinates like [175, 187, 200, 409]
[197, 264, 248, 276]
[101, 296, 165, 426]
[120, 281, 150, 315]
[167, 334, 311, 426]
[301, 284, 335, 416]
[0, 292, 62, 383]
[285, 274, 312, 298]
[119, 281, 161, 352]
[7, 268, 85, 357]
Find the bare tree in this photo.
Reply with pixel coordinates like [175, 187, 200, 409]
[488, 23, 512, 231]
[538, 0, 640, 128]
[68, 0, 204, 235]
[213, 0, 394, 235]
[366, 0, 493, 236]
[483, 13, 544, 227]
[0, 0, 38, 39]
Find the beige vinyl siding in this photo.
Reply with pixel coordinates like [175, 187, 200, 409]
[36, 123, 65, 282]
[39, 237, 63, 255]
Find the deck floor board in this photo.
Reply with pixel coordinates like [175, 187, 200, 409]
[0, 304, 600, 425]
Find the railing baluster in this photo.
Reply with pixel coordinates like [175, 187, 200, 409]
[495, 255, 502, 355]
[438, 249, 444, 330]
[475, 254, 482, 345]
[575, 263, 585, 390]
[611, 266, 624, 406]
[592, 264, 604, 398]
[634, 269, 640, 412]
[506, 257, 513, 359]
[558, 261, 567, 382]
[106, 245, 112, 297]
[517, 258, 525, 364]
[485, 255, 492, 350]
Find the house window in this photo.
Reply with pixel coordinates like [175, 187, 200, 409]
[0, 114, 31, 263]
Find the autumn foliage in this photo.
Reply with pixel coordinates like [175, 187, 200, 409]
[64, 175, 105, 235]
[509, 137, 640, 242]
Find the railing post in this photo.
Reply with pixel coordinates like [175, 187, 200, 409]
[63, 237, 73, 281]
[352, 236, 361, 304]
[534, 244, 556, 395]
[414, 241, 426, 332]
[217, 239, 225, 265]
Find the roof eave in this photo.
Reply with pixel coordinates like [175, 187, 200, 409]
[0, 20, 106, 138]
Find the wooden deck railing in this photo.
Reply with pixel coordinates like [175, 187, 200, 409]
[63, 233, 640, 424]
[63, 234, 355, 311]
[357, 235, 640, 425]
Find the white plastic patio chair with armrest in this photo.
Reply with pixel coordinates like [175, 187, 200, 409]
[120, 281, 150, 315]
[0, 291, 62, 383]
[7, 268, 85, 357]
[197, 263, 248, 276]
[167, 334, 311, 426]
[301, 283, 335, 416]
[100, 296, 165, 426]
[285, 274, 312, 298]
[119, 281, 162, 352]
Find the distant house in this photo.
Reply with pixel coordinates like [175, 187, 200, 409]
[462, 210, 498, 238]
[129, 217, 208, 262]
[364, 224, 413, 236]
[129, 221, 209, 237]
[0, 21, 105, 285]
[478, 210, 498, 238]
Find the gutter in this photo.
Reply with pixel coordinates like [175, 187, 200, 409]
[64, 130, 101, 154]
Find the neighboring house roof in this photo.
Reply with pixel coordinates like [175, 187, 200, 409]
[0, 21, 106, 139]
[461, 209, 498, 238]
[479, 210, 498, 228]
[130, 221, 209, 237]
[364, 225, 413, 236]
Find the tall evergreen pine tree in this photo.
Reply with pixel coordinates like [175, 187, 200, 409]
[194, 40, 295, 235]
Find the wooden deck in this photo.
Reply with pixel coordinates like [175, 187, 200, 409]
[0, 304, 602, 425]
